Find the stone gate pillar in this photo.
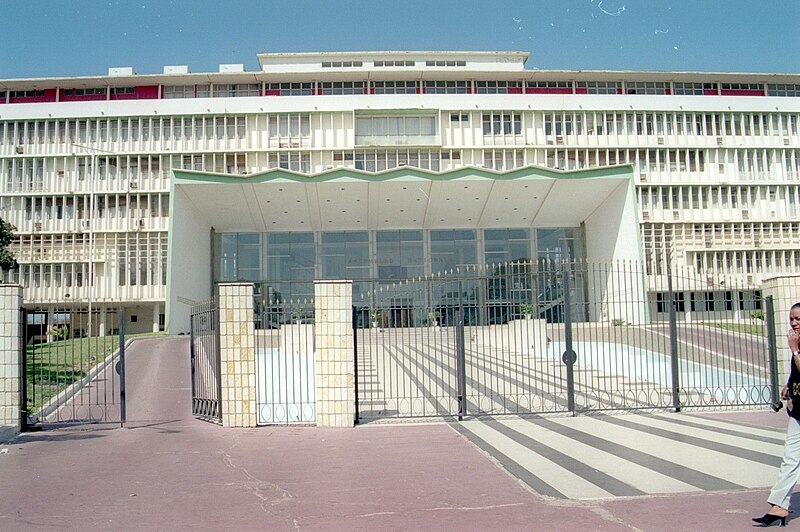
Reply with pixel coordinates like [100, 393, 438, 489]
[314, 281, 354, 428]
[218, 283, 257, 428]
[0, 285, 23, 443]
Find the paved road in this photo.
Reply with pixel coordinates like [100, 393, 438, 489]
[1, 336, 796, 531]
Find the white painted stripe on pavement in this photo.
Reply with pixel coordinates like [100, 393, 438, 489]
[617, 414, 785, 455]
[497, 418, 700, 495]
[553, 416, 776, 488]
[462, 420, 614, 500]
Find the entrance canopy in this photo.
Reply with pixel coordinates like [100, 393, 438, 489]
[166, 164, 639, 332]
[170, 164, 633, 232]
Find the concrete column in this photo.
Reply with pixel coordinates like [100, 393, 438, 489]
[314, 280, 354, 428]
[218, 283, 256, 428]
[0, 285, 23, 443]
[152, 303, 161, 333]
[99, 305, 107, 337]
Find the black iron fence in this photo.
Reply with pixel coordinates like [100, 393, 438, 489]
[354, 260, 776, 421]
[189, 298, 221, 421]
[21, 307, 127, 427]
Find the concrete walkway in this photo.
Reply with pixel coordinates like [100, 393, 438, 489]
[0, 337, 795, 531]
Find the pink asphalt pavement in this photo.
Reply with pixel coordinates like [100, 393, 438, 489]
[0, 337, 794, 531]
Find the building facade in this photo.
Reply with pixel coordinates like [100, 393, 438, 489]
[1, 51, 798, 334]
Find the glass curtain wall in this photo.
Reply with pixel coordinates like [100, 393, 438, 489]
[213, 227, 584, 324]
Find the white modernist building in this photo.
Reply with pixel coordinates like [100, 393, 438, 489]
[0, 51, 799, 334]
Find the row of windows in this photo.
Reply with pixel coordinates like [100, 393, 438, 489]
[3, 111, 799, 150]
[0, 193, 170, 222]
[639, 185, 799, 211]
[654, 291, 762, 313]
[4, 147, 800, 195]
[542, 112, 800, 137]
[6, 243, 168, 288]
[0, 115, 268, 146]
[693, 250, 800, 276]
[214, 227, 576, 284]
[5, 81, 799, 101]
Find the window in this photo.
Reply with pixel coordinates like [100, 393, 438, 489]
[475, 81, 522, 94]
[278, 153, 311, 173]
[355, 116, 436, 144]
[673, 82, 717, 95]
[354, 150, 440, 171]
[373, 60, 415, 67]
[182, 155, 203, 170]
[265, 83, 313, 96]
[525, 81, 573, 93]
[626, 82, 669, 95]
[425, 60, 466, 67]
[320, 61, 363, 68]
[212, 84, 259, 97]
[319, 81, 366, 95]
[483, 150, 524, 171]
[10, 90, 45, 98]
[722, 83, 763, 91]
[63, 88, 105, 96]
[268, 114, 311, 138]
[768, 84, 800, 97]
[373, 81, 416, 94]
[576, 81, 621, 94]
[110, 87, 135, 95]
[704, 292, 715, 311]
[163, 85, 195, 99]
[482, 113, 521, 136]
[450, 113, 469, 123]
[423, 81, 468, 94]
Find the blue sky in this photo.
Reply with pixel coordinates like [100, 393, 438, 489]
[1, 0, 798, 78]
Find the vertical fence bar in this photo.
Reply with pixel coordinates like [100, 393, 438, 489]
[666, 263, 681, 412]
[455, 307, 466, 420]
[189, 310, 196, 414]
[118, 308, 126, 427]
[214, 299, 222, 421]
[352, 305, 360, 424]
[19, 308, 31, 431]
[562, 262, 576, 414]
[766, 296, 781, 410]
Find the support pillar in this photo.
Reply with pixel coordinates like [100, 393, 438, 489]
[314, 281, 354, 428]
[0, 285, 23, 443]
[152, 303, 161, 333]
[218, 283, 256, 427]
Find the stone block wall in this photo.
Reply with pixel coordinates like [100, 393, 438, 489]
[218, 283, 257, 428]
[314, 281, 354, 428]
[0, 285, 23, 443]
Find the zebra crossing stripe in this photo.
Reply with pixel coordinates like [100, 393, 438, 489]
[481, 418, 647, 497]
[448, 420, 567, 499]
[597, 415, 781, 466]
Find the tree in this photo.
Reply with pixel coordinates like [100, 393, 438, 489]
[0, 217, 18, 277]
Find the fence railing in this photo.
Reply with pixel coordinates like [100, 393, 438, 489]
[21, 307, 127, 427]
[190, 298, 221, 421]
[253, 285, 316, 425]
[353, 260, 776, 421]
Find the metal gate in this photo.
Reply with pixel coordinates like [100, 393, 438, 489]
[354, 260, 777, 422]
[253, 285, 316, 425]
[190, 298, 221, 422]
[21, 307, 127, 428]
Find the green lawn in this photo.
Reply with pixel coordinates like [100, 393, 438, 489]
[25, 332, 165, 413]
[707, 322, 766, 337]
